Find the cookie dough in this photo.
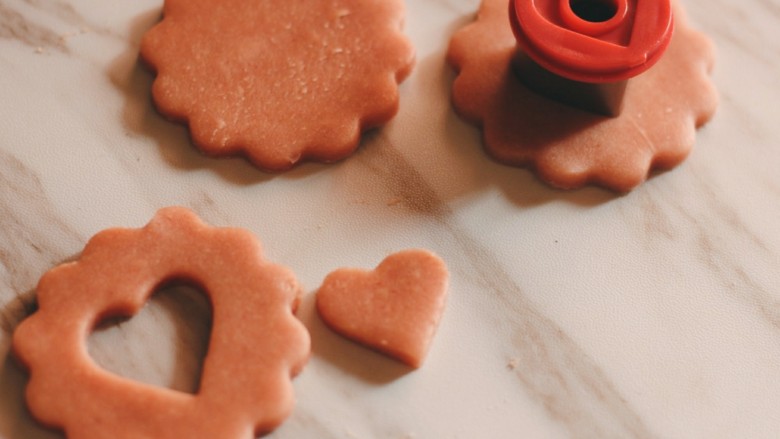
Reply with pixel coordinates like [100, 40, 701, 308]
[141, 0, 415, 171]
[317, 249, 448, 368]
[12, 207, 310, 438]
[448, 0, 718, 191]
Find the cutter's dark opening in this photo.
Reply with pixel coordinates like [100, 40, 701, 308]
[569, 0, 619, 23]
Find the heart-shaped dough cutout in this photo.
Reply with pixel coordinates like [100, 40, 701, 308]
[316, 249, 448, 368]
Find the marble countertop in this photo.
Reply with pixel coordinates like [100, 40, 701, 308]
[1, 0, 779, 437]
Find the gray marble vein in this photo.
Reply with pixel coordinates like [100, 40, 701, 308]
[0, 149, 81, 341]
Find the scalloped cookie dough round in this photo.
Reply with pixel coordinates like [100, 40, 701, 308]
[447, 0, 718, 192]
[12, 207, 310, 439]
[140, 0, 415, 171]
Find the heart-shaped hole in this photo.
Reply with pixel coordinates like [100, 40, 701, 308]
[87, 281, 212, 394]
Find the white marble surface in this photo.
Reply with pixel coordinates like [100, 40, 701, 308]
[1, 0, 779, 438]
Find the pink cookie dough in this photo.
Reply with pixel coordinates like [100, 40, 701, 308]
[13, 207, 310, 439]
[317, 249, 449, 368]
[448, 0, 718, 192]
[141, 0, 415, 171]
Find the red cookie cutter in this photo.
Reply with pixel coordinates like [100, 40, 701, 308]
[509, 0, 674, 116]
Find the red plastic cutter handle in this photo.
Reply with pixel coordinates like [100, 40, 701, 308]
[510, 0, 674, 83]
